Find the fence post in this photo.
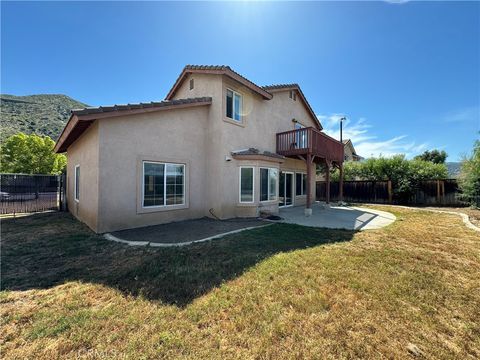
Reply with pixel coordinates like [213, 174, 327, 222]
[339, 164, 344, 203]
[436, 180, 441, 203]
[58, 175, 62, 211]
[387, 180, 393, 204]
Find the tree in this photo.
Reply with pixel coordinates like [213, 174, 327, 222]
[414, 149, 447, 164]
[0, 133, 66, 174]
[458, 137, 480, 207]
[330, 155, 448, 202]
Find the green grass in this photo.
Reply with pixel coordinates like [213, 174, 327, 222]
[1, 208, 479, 359]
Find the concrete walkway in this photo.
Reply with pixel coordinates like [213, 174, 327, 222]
[278, 203, 396, 231]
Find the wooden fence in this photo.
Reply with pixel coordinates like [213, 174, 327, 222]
[316, 179, 465, 206]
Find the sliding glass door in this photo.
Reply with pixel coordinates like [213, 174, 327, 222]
[279, 172, 294, 207]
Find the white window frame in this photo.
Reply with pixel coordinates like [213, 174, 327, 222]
[260, 167, 278, 202]
[239, 166, 255, 203]
[74, 164, 80, 202]
[142, 161, 186, 209]
[226, 88, 243, 122]
[295, 122, 306, 149]
[295, 172, 307, 196]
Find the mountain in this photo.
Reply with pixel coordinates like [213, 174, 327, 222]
[0, 94, 88, 141]
[446, 162, 461, 178]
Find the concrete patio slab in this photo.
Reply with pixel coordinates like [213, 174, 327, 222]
[278, 203, 396, 230]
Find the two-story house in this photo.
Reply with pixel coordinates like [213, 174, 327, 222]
[343, 139, 363, 162]
[54, 65, 344, 233]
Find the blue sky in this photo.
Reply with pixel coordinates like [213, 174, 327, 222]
[2, 1, 479, 161]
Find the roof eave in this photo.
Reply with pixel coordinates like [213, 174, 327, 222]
[54, 98, 212, 153]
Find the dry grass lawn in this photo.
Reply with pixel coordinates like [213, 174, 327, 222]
[426, 206, 480, 228]
[1, 207, 479, 359]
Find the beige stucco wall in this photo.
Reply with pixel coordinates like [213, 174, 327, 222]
[66, 121, 99, 232]
[170, 73, 320, 220]
[217, 77, 319, 218]
[66, 72, 324, 232]
[94, 105, 210, 233]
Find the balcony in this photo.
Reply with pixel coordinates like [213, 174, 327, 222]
[276, 127, 344, 164]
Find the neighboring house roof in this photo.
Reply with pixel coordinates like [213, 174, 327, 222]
[342, 139, 363, 160]
[166, 65, 273, 100]
[54, 97, 212, 153]
[262, 83, 322, 130]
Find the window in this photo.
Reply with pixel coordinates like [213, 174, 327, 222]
[189, 78, 194, 90]
[295, 172, 307, 196]
[289, 90, 297, 101]
[74, 165, 80, 201]
[143, 161, 185, 208]
[295, 122, 306, 148]
[239, 167, 254, 203]
[260, 168, 278, 202]
[226, 89, 242, 122]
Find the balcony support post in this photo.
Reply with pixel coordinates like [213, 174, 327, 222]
[305, 152, 313, 217]
[339, 163, 344, 203]
[325, 160, 331, 205]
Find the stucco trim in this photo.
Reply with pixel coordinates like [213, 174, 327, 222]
[232, 154, 285, 163]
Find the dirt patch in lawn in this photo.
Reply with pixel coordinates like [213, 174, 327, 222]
[110, 217, 268, 244]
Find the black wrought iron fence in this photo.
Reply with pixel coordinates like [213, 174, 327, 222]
[0, 174, 65, 214]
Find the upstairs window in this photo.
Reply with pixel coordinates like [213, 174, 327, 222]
[295, 122, 306, 148]
[289, 90, 297, 101]
[189, 78, 194, 90]
[226, 89, 242, 122]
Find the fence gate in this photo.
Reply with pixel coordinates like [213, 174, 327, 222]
[0, 173, 65, 215]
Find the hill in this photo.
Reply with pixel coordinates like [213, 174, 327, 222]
[0, 94, 88, 141]
[446, 162, 461, 178]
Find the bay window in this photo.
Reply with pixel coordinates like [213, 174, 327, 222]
[239, 167, 254, 203]
[260, 168, 278, 202]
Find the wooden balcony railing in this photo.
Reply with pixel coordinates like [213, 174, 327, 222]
[276, 127, 344, 163]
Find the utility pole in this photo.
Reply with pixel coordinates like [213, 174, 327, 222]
[339, 117, 346, 204]
[339, 116, 346, 143]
